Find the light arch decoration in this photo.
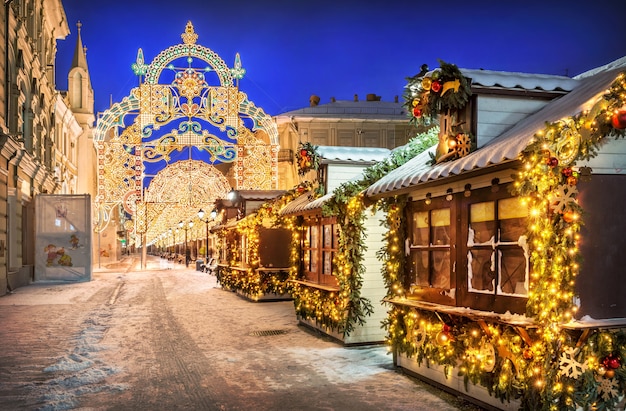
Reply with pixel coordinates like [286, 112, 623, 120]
[93, 21, 279, 247]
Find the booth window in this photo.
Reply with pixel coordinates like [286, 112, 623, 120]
[467, 197, 528, 297]
[406, 184, 528, 313]
[407, 197, 455, 305]
[303, 218, 339, 286]
[411, 208, 451, 289]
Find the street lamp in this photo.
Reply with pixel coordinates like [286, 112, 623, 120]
[168, 228, 174, 255]
[198, 208, 219, 261]
[179, 220, 193, 267]
[198, 209, 209, 261]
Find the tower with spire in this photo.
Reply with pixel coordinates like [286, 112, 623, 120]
[66, 21, 96, 197]
[68, 21, 95, 123]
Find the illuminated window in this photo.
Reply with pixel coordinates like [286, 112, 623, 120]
[468, 197, 528, 296]
[303, 218, 339, 285]
[409, 207, 452, 291]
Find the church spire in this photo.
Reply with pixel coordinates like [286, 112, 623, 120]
[71, 21, 89, 73]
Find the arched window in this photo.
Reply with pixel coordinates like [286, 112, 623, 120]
[71, 72, 83, 108]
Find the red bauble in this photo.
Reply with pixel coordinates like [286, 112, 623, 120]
[603, 354, 621, 370]
[611, 110, 626, 129]
[547, 157, 559, 168]
[562, 210, 576, 223]
[300, 149, 307, 156]
[522, 348, 534, 360]
[413, 107, 422, 117]
[562, 167, 573, 177]
[430, 80, 443, 93]
[608, 356, 621, 370]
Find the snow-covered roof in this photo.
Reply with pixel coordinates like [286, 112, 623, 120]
[461, 68, 579, 92]
[275, 100, 408, 121]
[366, 59, 626, 199]
[318, 146, 391, 163]
[279, 191, 331, 216]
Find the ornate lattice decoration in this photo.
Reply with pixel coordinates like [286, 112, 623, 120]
[236, 129, 277, 190]
[93, 21, 279, 242]
[139, 160, 230, 242]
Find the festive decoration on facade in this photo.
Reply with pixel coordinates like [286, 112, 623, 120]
[384, 71, 626, 410]
[404, 60, 474, 164]
[405, 60, 472, 125]
[295, 142, 320, 176]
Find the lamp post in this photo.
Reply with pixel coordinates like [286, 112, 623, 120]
[198, 208, 218, 261]
[198, 209, 209, 261]
[179, 220, 193, 267]
[169, 228, 174, 255]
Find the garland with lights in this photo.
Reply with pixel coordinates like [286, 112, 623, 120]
[383, 71, 626, 410]
[510, 71, 626, 410]
[217, 182, 311, 298]
[322, 183, 374, 335]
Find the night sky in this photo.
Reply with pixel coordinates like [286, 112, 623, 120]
[55, 0, 626, 117]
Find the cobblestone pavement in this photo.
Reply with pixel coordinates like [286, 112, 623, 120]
[0, 255, 484, 410]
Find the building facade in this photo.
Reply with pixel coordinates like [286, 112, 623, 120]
[273, 94, 420, 189]
[0, 1, 94, 295]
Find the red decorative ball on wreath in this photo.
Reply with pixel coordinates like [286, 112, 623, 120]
[611, 109, 626, 130]
[603, 354, 621, 370]
[522, 348, 534, 361]
[546, 157, 559, 168]
[413, 107, 422, 118]
[430, 80, 443, 93]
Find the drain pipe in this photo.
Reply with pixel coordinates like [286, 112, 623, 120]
[5, 0, 13, 127]
[5, 147, 17, 293]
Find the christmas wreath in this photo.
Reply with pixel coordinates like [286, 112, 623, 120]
[295, 142, 320, 175]
[404, 59, 472, 125]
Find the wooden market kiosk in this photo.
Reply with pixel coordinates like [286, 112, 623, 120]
[365, 58, 626, 410]
[280, 146, 391, 345]
[213, 190, 294, 301]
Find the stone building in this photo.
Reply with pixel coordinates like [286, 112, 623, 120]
[273, 94, 419, 189]
[0, 1, 94, 295]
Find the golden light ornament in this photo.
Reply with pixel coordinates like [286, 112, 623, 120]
[436, 330, 451, 346]
[421, 77, 432, 91]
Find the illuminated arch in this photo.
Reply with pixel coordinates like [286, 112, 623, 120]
[93, 21, 279, 246]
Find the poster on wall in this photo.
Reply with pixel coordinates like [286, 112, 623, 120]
[34, 194, 92, 282]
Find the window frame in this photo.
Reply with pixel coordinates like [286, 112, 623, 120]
[458, 185, 528, 313]
[303, 216, 339, 287]
[406, 195, 458, 305]
[405, 183, 529, 314]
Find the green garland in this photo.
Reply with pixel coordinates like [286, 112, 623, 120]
[510, 71, 626, 410]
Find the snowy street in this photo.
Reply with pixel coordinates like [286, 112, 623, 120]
[0, 255, 482, 410]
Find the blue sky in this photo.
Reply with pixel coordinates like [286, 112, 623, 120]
[55, 0, 626, 117]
